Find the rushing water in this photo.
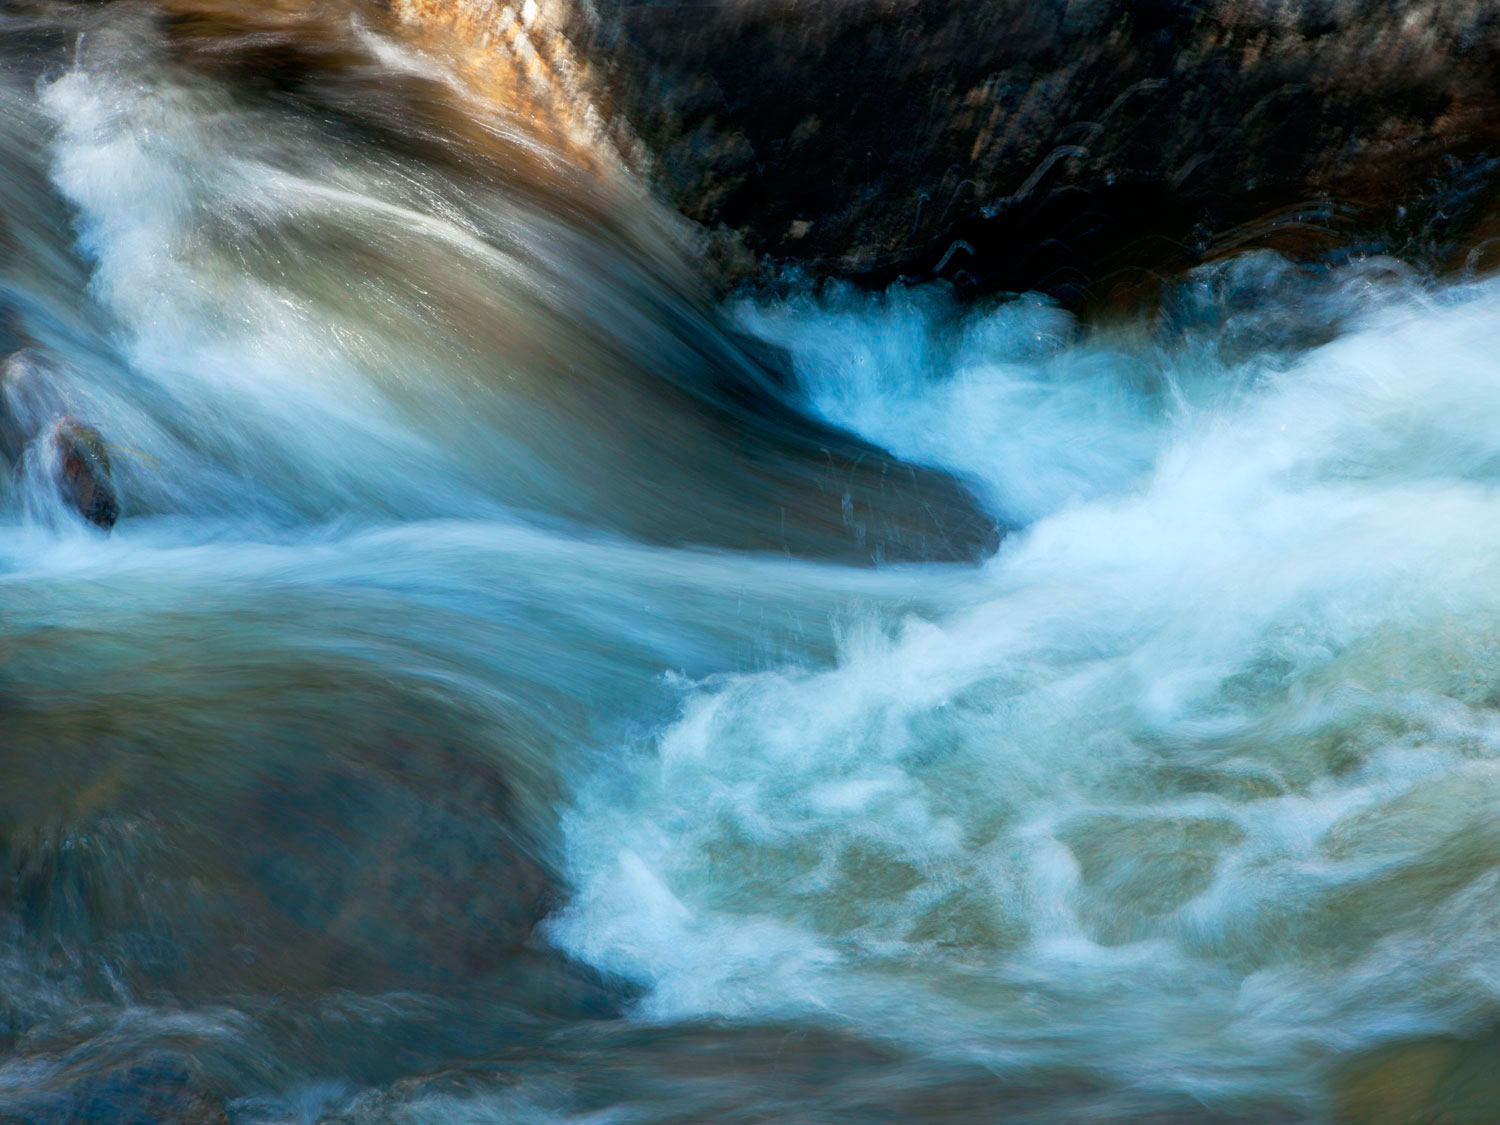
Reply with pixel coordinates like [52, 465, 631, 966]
[4, 2, 1500, 1122]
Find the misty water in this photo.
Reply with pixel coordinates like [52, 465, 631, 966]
[4, 3, 1500, 1122]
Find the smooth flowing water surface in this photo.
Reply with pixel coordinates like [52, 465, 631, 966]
[3, 3, 1500, 1122]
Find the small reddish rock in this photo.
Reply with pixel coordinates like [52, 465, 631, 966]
[52, 417, 119, 530]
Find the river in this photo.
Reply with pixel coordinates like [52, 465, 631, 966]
[3, 3, 1499, 1122]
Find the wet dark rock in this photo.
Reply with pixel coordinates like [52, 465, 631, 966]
[0, 643, 626, 1097]
[1, 353, 122, 531]
[222, 739, 559, 988]
[615, 0, 1500, 304]
[0, 735, 569, 1000]
[401, 0, 1500, 308]
[51, 419, 118, 531]
[0, 619, 623, 1025]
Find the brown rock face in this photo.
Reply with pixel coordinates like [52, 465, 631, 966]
[387, 0, 1500, 305]
[132, 0, 1003, 564]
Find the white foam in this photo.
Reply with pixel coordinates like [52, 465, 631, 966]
[550, 272, 1500, 1106]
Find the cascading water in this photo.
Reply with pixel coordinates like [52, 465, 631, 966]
[3, 2, 1500, 1122]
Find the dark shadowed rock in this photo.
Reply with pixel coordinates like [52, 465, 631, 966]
[51, 419, 118, 531]
[1, 353, 122, 531]
[389, 0, 1500, 307]
[0, 734, 568, 1000]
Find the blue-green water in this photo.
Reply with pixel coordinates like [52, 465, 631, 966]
[3, 3, 1500, 1122]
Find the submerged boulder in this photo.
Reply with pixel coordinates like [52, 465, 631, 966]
[1332, 1030, 1500, 1124]
[0, 1051, 229, 1125]
[1, 353, 121, 531]
[0, 723, 597, 1009]
[149, 4, 1000, 566]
